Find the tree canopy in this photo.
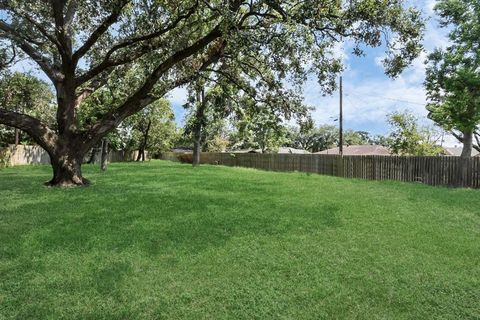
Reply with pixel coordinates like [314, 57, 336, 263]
[286, 120, 375, 153]
[425, 0, 480, 157]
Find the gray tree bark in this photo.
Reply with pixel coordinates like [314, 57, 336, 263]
[461, 129, 473, 158]
[100, 139, 109, 171]
[192, 88, 206, 167]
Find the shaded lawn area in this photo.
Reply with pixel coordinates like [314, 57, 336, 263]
[0, 161, 479, 319]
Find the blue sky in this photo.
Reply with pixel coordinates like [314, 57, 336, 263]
[168, 0, 458, 146]
[11, 0, 461, 147]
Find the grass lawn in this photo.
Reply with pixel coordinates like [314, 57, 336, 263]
[0, 161, 479, 319]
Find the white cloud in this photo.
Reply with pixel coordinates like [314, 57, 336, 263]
[306, 73, 427, 128]
[425, 0, 437, 14]
[304, 0, 455, 143]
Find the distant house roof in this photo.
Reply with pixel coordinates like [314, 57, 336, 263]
[443, 147, 479, 157]
[277, 147, 311, 154]
[315, 145, 391, 156]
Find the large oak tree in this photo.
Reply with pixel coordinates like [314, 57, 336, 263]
[0, 0, 423, 186]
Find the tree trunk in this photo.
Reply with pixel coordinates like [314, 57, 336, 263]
[136, 148, 143, 161]
[193, 137, 201, 166]
[14, 128, 19, 145]
[136, 120, 151, 162]
[474, 132, 480, 153]
[87, 147, 97, 164]
[192, 88, 205, 167]
[142, 120, 151, 161]
[48, 151, 89, 187]
[101, 139, 109, 171]
[461, 129, 473, 158]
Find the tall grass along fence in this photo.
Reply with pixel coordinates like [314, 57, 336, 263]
[160, 152, 480, 188]
[0, 145, 147, 167]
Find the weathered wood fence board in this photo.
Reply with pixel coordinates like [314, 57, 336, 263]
[0, 145, 147, 167]
[160, 152, 480, 188]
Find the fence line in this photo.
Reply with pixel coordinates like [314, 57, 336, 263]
[160, 152, 480, 188]
[0, 145, 146, 167]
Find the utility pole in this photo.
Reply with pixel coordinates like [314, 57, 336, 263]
[339, 76, 343, 156]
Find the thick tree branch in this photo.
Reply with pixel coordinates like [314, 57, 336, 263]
[75, 75, 111, 106]
[0, 108, 58, 151]
[0, 21, 60, 82]
[64, 0, 77, 29]
[51, 0, 76, 60]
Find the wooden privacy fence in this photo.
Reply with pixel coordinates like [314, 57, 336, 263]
[160, 152, 480, 188]
[0, 144, 147, 167]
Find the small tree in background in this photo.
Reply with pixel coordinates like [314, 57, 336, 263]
[387, 111, 444, 156]
[124, 99, 178, 161]
[183, 81, 234, 165]
[231, 105, 290, 153]
[287, 121, 375, 153]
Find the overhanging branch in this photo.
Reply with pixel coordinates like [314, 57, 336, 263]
[0, 108, 58, 151]
[0, 21, 60, 82]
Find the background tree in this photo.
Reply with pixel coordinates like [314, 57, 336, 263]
[425, 0, 480, 157]
[287, 121, 374, 152]
[286, 117, 319, 152]
[183, 67, 307, 161]
[0, 72, 54, 146]
[344, 129, 372, 146]
[370, 134, 392, 147]
[182, 80, 232, 165]
[386, 111, 444, 156]
[81, 81, 179, 163]
[124, 99, 177, 161]
[230, 103, 290, 153]
[0, 0, 424, 186]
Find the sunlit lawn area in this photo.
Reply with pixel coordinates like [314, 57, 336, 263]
[0, 161, 479, 319]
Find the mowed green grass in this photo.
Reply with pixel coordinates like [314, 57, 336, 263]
[0, 161, 479, 319]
